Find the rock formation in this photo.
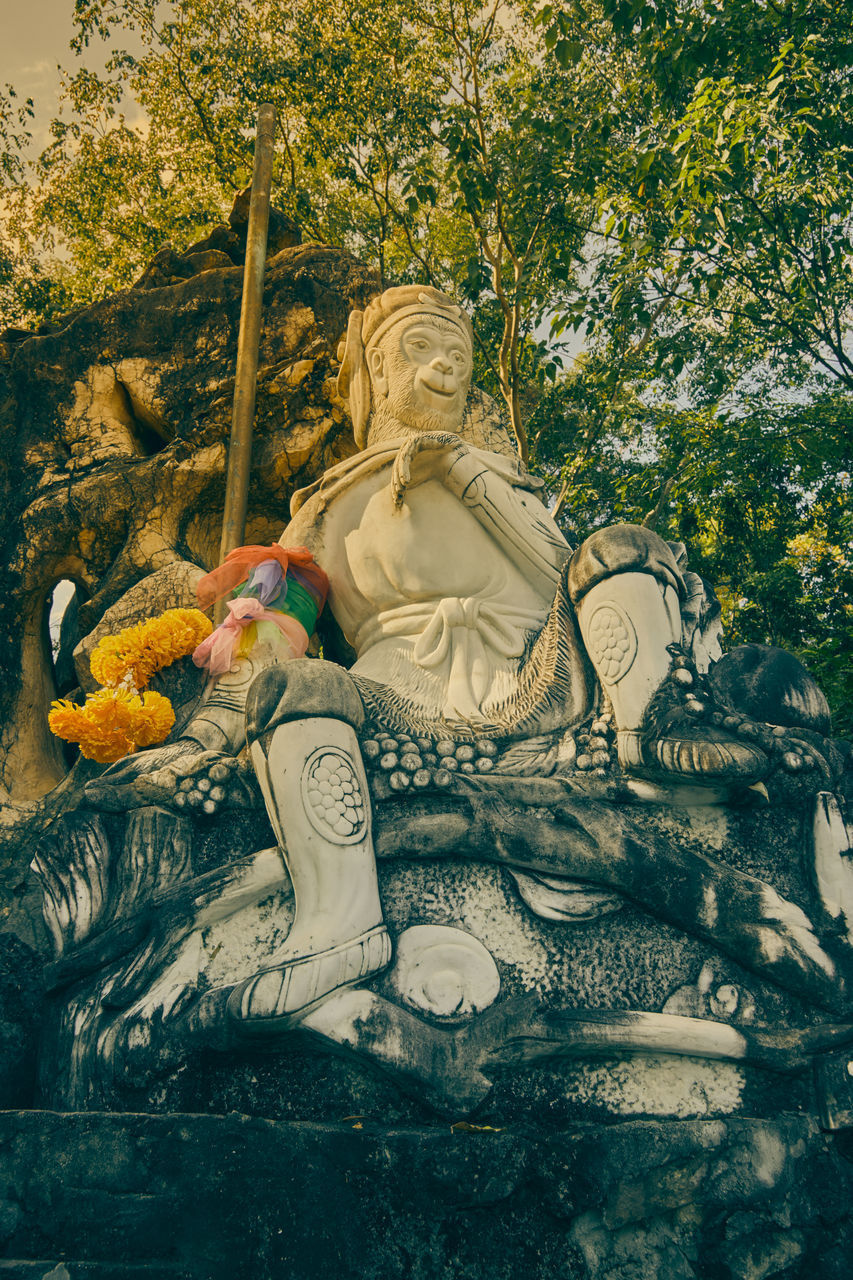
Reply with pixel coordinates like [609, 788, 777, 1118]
[0, 215, 378, 927]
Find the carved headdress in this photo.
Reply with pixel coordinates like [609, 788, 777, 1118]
[337, 285, 474, 448]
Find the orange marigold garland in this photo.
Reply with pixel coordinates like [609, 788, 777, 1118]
[48, 688, 176, 763]
[49, 608, 212, 764]
[89, 608, 213, 688]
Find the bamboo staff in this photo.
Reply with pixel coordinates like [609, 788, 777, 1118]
[215, 103, 277, 624]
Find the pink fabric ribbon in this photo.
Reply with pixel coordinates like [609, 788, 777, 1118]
[192, 597, 309, 676]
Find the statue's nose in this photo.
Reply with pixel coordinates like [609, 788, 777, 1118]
[431, 354, 453, 375]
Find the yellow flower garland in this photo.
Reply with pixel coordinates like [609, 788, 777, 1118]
[89, 608, 213, 689]
[49, 607, 213, 764]
[49, 688, 176, 764]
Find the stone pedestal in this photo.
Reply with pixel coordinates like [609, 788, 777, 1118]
[30, 790, 853, 1125]
[0, 1111, 850, 1279]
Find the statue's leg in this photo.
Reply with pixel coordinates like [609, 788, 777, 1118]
[570, 524, 768, 785]
[226, 660, 391, 1028]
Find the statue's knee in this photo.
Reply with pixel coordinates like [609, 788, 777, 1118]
[246, 659, 365, 745]
[568, 523, 685, 604]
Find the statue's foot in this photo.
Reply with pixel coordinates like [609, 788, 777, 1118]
[617, 653, 772, 789]
[226, 925, 392, 1030]
[618, 722, 770, 787]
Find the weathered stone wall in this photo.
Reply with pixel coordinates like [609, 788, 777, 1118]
[0, 1111, 849, 1279]
[0, 234, 378, 807]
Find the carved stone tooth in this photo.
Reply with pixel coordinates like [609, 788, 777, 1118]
[812, 792, 853, 946]
[30, 850, 72, 957]
[112, 807, 192, 923]
[31, 815, 112, 955]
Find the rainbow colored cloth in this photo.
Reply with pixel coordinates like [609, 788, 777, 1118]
[192, 544, 329, 677]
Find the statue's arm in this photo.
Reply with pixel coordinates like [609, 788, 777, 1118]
[392, 433, 570, 595]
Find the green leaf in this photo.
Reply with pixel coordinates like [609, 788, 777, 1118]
[554, 40, 582, 68]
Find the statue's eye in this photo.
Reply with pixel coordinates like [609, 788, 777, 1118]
[408, 338, 430, 352]
[451, 350, 466, 365]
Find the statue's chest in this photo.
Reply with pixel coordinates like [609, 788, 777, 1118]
[343, 480, 507, 604]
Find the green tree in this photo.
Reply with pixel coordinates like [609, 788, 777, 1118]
[5, 0, 621, 460]
[536, 0, 853, 390]
[0, 84, 37, 324]
[534, 0, 853, 731]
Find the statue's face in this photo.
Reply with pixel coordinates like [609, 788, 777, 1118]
[368, 315, 472, 434]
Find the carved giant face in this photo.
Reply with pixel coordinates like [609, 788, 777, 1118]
[367, 315, 472, 434]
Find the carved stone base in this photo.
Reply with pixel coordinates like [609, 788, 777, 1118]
[0, 1111, 850, 1279]
[31, 785, 853, 1125]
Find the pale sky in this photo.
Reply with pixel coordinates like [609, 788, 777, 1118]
[1, 0, 117, 149]
[0, 0, 76, 79]
[1, 0, 78, 91]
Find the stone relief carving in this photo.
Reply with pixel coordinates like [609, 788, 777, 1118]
[25, 283, 853, 1122]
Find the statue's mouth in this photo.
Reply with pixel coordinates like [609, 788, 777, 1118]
[420, 379, 457, 398]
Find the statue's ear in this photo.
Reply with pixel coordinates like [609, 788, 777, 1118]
[366, 346, 388, 397]
[337, 311, 371, 448]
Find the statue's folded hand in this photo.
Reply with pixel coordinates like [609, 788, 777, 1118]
[391, 432, 467, 508]
[83, 740, 252, 814]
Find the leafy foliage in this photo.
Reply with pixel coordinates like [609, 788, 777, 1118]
[536, 0, 853, 731]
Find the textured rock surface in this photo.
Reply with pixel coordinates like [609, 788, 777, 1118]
[0, 935, 42, 1108]
[26, 785, 851, 1127]
[0, 1111, 850, 1279]
[0, 237, 379, 809]
[0, 234, 381, 958]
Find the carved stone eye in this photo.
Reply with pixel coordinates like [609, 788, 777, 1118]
[389, 925, 500, 1019]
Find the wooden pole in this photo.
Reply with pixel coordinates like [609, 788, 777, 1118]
[215, 103, 277, 624]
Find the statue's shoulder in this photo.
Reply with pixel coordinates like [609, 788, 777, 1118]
[289, 441, 401, 519]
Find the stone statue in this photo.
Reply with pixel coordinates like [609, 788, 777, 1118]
[78, 285, 851, 1063]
